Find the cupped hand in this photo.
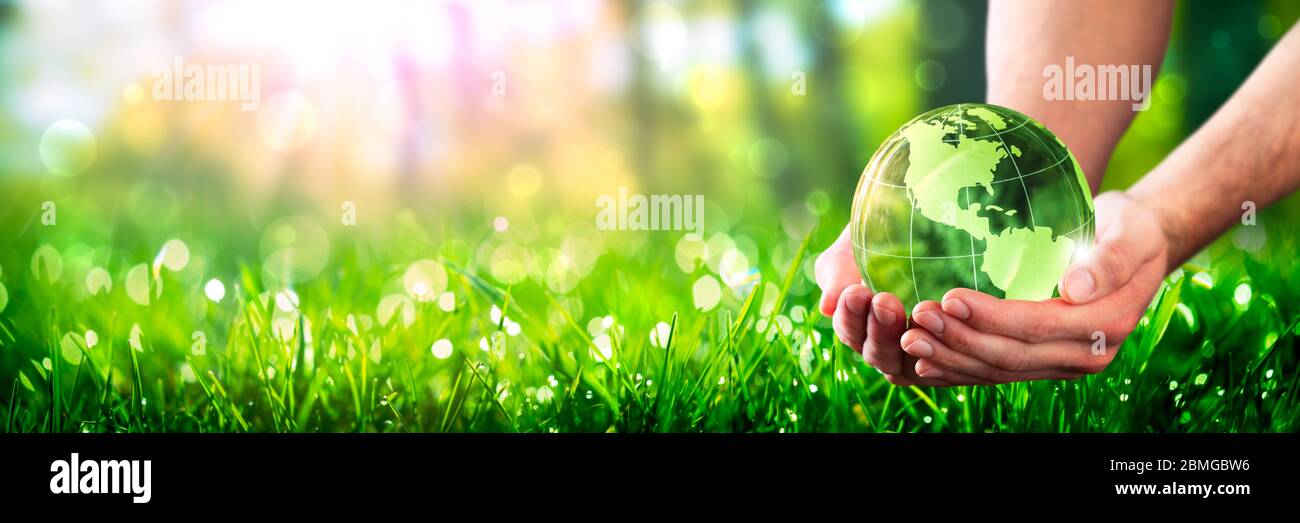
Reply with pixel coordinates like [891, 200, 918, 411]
[899, 191, 1169, 385]
[815, 226, 946, 386]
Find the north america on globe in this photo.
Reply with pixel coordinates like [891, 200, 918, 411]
[851, 103, 1095, 309]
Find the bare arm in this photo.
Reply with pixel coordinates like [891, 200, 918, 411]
[986, 0, 1176, 192]
[910, 14, 1300, 387]
[1129, 26, 1300, 269]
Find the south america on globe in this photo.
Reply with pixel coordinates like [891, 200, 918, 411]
[851, 103, 1095, 310]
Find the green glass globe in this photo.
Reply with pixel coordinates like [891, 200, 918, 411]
[851, 103, 1094, 310]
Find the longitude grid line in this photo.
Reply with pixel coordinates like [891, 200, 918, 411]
[957, 104, 979, 292]
[989, 111, 1041, 290]
[908, 105, 964, 305]
[1019, 121, 1088, 290]
[1020, 125, 1083, 233]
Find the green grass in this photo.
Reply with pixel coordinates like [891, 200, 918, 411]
[1, 178, 1299, 433]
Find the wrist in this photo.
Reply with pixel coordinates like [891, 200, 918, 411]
[1124, 185, 1182, 271]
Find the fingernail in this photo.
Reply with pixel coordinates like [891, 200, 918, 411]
[942, 298, 970, 320]
[914, 311, 944, 334]
[904, 339, 934, 358]
[1063, 269, 1096, 302]
[845, 291, 868, 315]
[919, 367, 944, 378]
[873, 301, 897, 326]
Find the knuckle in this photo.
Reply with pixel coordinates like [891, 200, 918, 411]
[1025, 314, 1059, 343]
[1081, 356, 1113, 375]
[1098, 241, 1133, 281]
[992, 346, 1032, 372]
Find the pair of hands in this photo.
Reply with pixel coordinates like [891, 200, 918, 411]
[816, 192, 1169, 386]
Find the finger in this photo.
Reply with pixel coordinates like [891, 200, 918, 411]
[863, 292, 905, 375]
[1059, 193, 1164, 304]
[943, 254, 1160, 344]
[879, 354, 950, 387]
[911, 358, 998, 386]
[906, 328, 1092, 383]
[816, 227, 863, 317]
[832, 284, 873, 353]
[911, 300, 1107, 373]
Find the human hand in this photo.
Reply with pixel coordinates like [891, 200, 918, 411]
[899, 191, 1169, 385]
[815, 226, 946, 386]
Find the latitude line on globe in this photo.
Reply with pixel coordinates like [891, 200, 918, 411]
[941, 118, 1028, 142]
[855, 215, 1095, 259]
[863, 154, 1068, 189]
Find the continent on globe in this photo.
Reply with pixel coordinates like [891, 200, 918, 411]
[850, 103, 1094, 308]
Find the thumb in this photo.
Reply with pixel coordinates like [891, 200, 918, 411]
[1058, 202, 1161, 304]
[816, 226, 865, 316]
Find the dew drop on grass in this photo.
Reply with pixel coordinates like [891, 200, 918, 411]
[403, 259, 447, 302]
[649, 321, 672, 348]
[505, 319, 521, 336]
[809, 384, 818, 393]
[156, 239, 190, 272]
[775, 315, 792, 335]
[1233, 282, 1252, 307]
[129, 324, 144, 352]
[923, 416, 932, 424]
[1192, 271, 1213, 289]
[1169, 380, 1178, 391]
[126, 263, 150, 305]
[1119, 394, 1129, 402]
[204, 279, 226, 302]
[692, 275, 722, 311]
[31, 245, 63, 283]
[1266, 369, 1274, 380]
[790, 305, 806, 323]
[275, 289, 300, 312]
[272, 318, 296, 341]
[84, 330, 98, 348]
[438, 292, 455, 312]
[674, 235, 707, 273]
[431, 339, 453, 359]
[592, 334, 613, 362]
[59, 332, 85, 364]
[377, 294, 415, 328]
[86, 267, 112, 296]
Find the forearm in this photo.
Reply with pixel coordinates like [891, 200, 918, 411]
[985, 0, 1175, 191]
[1129, 26, 1300, 270]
